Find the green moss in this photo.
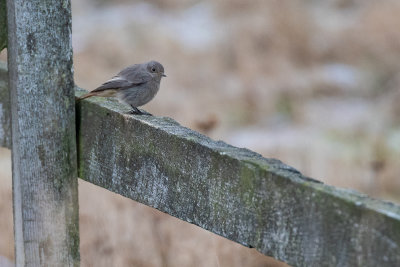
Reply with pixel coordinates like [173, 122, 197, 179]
[242, 158, 270, 171]
[0, 63, 11, 148]
[66, 211, 80, 266]
[238, 164, 256, 206]
[75, 101, 87, 180]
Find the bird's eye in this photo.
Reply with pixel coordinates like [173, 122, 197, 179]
[151, 67, 156, 72]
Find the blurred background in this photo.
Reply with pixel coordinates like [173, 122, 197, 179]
[1, 0, 400, 266]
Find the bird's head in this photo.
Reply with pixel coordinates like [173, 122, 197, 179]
[147, 61, 166, 79]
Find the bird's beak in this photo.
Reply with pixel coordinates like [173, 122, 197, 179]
[162, 73, 167, 77]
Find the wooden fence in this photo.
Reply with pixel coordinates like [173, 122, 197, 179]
[1, 1, 400, 266]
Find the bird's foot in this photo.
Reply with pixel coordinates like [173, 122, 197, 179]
[128, 106, 152, 116]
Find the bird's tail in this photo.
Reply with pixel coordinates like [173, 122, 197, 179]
[77, 92, 96, 101]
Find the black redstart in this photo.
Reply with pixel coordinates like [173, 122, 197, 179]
[78, 60, 166, 115]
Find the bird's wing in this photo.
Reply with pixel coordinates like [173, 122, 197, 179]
[92, 65, 152, 92]
[91, 76, 135, 92]
[119, 64, 153, 85]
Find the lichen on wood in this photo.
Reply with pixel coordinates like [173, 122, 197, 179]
[0, 61, 10, 148]
[6, 0, 79, 265]
[74, 88, 400, 267]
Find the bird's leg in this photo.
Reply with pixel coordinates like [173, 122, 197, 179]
[129, 106, 143, 114]
[128, 105, 152, 116]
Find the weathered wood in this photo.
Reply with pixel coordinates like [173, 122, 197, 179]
[6, 0, 79, 265]
[0, 61, 10, 148]
[0, 0, 6, 51]
[73, 89, 400, 266]
[1, 64, 400, 266]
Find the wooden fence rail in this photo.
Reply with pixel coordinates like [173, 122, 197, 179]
[1, 63, 400, 266]
[1, 2, 400, 266]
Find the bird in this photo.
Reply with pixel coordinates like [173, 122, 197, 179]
[78, 60, 166, 115]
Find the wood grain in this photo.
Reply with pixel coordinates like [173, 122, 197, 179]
[75, 89, 400, 267]
[5, 0, 79, 265]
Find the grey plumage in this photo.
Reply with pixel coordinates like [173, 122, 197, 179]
[78, 60, 166, 115]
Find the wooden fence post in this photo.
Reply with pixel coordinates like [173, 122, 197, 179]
[6, 1, 79, 266]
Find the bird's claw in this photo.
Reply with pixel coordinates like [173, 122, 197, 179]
[128, 107, 152, 116]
